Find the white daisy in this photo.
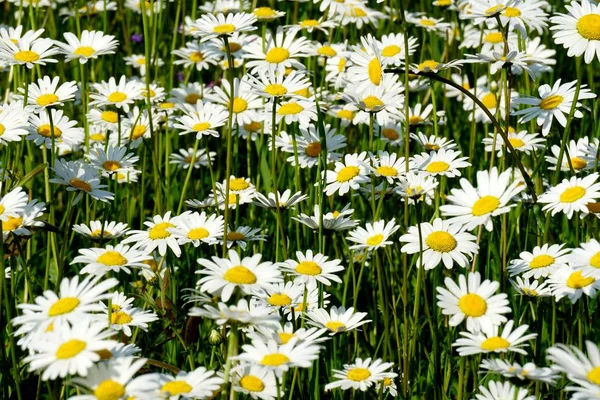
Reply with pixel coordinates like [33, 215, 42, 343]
[538, 173, 600, 219]
[507, 243, 570, 278]
[347, 219, 399, 252]
[453, 320, 537, 356]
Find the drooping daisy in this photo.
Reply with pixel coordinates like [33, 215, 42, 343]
[191, 12, 257, 41]
[436, 272, 511, 333]
[400, 218, 479, 270]
[548, 265, 600, 304]
[222, 225, 267, 250]
[50, 159, 114, 204]
[512, 79, 596, 135]
[253, 189, 308, 209]
[306, 306, 371, 335]
[413, 148, 471, 178]
[169, 211, 224, 247]
[507, 244, 570, 278]
[453, 320, 537, 356]
[72, 220, 129, 240]
[550, 0, 600, 64]
[158, 367, 224, 400]
[122, 212, 182, 257]
[479, 359, 559, 385]
[347, 219, 399, 251]
[324, 152, 370, 196]
[510, 276, 553, 298]
[169, 147, 215, 169]
[72, 243, 152, 275]
[440, 167, 524, 231]
[54, 30, 118, 63]
[472, 381, 536, 400]
[173, 101, 228, 138]
[325, 358, 395, 392]
[538, 173, 600, 219]
[281, 250, 344, 286]
[196, 249, 282, 301]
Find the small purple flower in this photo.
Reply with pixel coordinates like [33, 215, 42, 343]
[131, 33, 143, 44]
[177, 71, 184, 82]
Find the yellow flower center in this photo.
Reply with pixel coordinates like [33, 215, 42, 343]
[192, 122, 211, 132]
[69, 178, 92, 192]
[295, 261, 322, 275]
[107, 92, 127, 103]
[229, 97, 248, 113]
[503, 7, 521, 17]
[367, 58, 382, 85]
[458, 293, 487, 317]
[481, 336, 510, 351]
[14, 50, 40, 62]
[227, 232, 245, 241]
[278, 102, 304, 115]
[254, 6, 278, 18]
[567, 271, 595, 289]
[362, 95, 383, 109]
[347, 368, 371, 381]
[240, 375, 265, 392]
[305, 142, 322, 157]
[377, 166, 397, 177]
[101, 111, 119, 123]
[261, 353, 290, 366]
[485, 5, 504, 15]
[268, 293, 292, 306]
[229, 177, 250, 191]
[264, 83, 287, 96]
[94, 379, 125, 400]
[382, 128, 399, 140]
[539, 95, 564, 110]
[73, 46, 96, 58]
[425, 231, 457, 252]
[97, 251, 127, 266]
[244, 121, 261, 132]
[130, 125, 146, 139]
[408, 115, 424, 125]
[161, 381, 192, 395]
[265, 47, 290, 64]
[366, 233, 384, 246]
[577, 14, 600, 40]
[300, 19, 319, 27]
[336, 166, 360, 182]
[103, 161, 121, 171]
[508, 138, 525, 148]
[571, 157, 587, 170]
[135, 57, 146, 65]
[590, 252, 600, 268]
[0, 124, 5, 136]
[529, 254, 555, 269]
[317, 46, 337, 57]
[110, 311, 133, 325]
[189, 51, 204, 62]
[481, 93, 498, 109]
[382, 45, 401, 57]
[420, 19, 436, 26]
[325, 321, 345, 331]
[56, 339, 86, 359]
[188, 227, 209, 240]
[37, 124, 62, 138]
[522, 288, 538, 297]
[426, 161, 450, 173]
[184, 93, 201, 104]
[278, 332, 295, 344]
[560, 186, 586, 203]
[37, 93, 59, 106]
[472, 195, 500, 216]
[425, 143, 440, 151]
[48, 297, 80, 316]
[484, 32, 504, 43]
[3, 216, 22, 231]
[337, 109, 354, 120]
[95, 349, 113, 360]
[148, 222, 175, 239]
[213, 24, 236, 34]
[224, 266, 257, 284]
[338, 58, 346, 72]
[587, 366, 600, 385]
[418, 60, 440, 71]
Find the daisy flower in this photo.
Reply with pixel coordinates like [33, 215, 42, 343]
[307, 306, 371, 335]
[269, 98, 317, 126]
[1, 198, 45, 239]
[169, 147, 215, 169]
[347, 34, 387, 92]
[479, 359, 559, 384]
[482, 129, 545, 157]
[232, 365, 280, 400]
[206, 76, 262, 126]
[281, 250, 344, 286]
[0, 102, 29, 145]
[411, 132, 458, 152]
[0, 186, 28, 221]
[54, 30, 118, 63]
[234, 338, 321, 376]
[90, 75, 144, 112]
[173, 40, 218, 71]
[550, 0, 600, 64]
[88, 145, 139, 177]
[377, 32, 418, 66]
[196, 249, 282, 301]
[292, 204, 359, 232]
[507, 243, 570, 278]
[546, 138, 592, 173]
[396, 170, 440, 205]
[124, 54, 164, 76]
[191, 12, 257, 41]
[244, 27, 310, 73]
[19, 76, 77, 110]
[472, 381, 536, 400]
[169, 211, 223, 247]
[253, 189, 308, 209]
[72, 220, 129, 240]
[287, 18, 338, 34]
[406, 13, 452, 33]
[278, 124, 346, 169]
[378, 122, 404, 147]
[440, 167, 524, 231]
[547, 340, 600, 387]
[369, 151, 409, 183]
[23, 320, 117, 381]
[512, 79, 596, 136]
[158, 367, 223, 400]
[453, 320, 537, 356]
[571, 239, 600, 278]
[253, 6, 285, 21]
[342, 76, 404, 126]
[413, 148, 471, 178]
[347, 219, 400, 252]
[122, 211, 182, 257]
[0, 36, 58, 68]
[325, 358, 395, 392]
[510, 276, 553, 298]
[548, 265, 600, 303]
[100, 292, 158, 337]
[72, 243, 152, 275]
[222, 225, 267, 250]
[324, 152, 370, 196]
[538, 173, 600, 219]
[189, 299, 280, 329]
[27, 109, 83, 148]
[400, 218, 479, 270]
[169, 82, 211, 106]
[50, 159, 114, 204]
[173, 101, 228, 138]
[72, 357, 159, 400]
[436, 272, 511, 333]
[248, 65, 310, 100]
